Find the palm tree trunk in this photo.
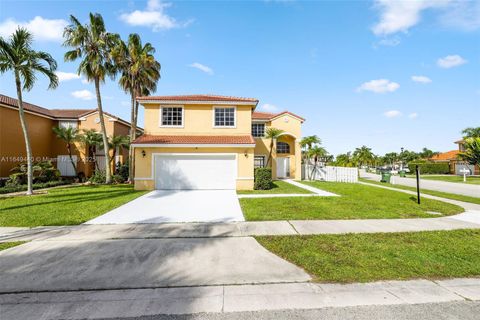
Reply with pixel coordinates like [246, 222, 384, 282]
[15, 72, 33, 195]
[128, 88, 135, 182]
[266, 139, 274, 167]
[66, 143, 77, 175]
[94, 77, 111, 183]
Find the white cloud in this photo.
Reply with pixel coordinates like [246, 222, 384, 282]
[0, 16, 67, 42]
[376, 36, 401, 47]
[188, 62, 214, 75]
[71, 90, 94, 100]
[372, 0, 450, 36]
[259, 104, 279, 112]
[81, 79, 90, 84]
[411, 75, 432, 83]
[440, 1, 480, 31]
[357, 79, 400, 93]
[409, 112, 418, 119]
[119, 0, 190, 31]
[384, 110, 402, 118]
[55, 72, 81, 82]
[437, 54, 467, 68]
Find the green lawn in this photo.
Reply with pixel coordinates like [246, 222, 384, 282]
[240, 181, 463, 221]
[360, 178, 480, 205]
[417, 175, 480, 185]
[257, 229, 480, 283]
[0, 242, 25, 251]
[237, 180, 312, 194]
[0, 185, 148, 227]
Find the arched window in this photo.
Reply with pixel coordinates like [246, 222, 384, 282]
[276, 142, 290, 154]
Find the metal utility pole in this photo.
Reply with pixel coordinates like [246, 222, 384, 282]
[415, 164, 421, 204]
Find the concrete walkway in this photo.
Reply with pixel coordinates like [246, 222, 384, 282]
[237, 179, 338, 198]
[361, 171, 480, 198]
[2, 278, 479, 319]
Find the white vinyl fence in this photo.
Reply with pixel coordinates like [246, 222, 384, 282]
[303, 165, 358, 183]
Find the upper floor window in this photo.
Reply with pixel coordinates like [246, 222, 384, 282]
[252, 123, 265, 137]
[59, 120, 78, 129]
[214, 107, 235, 127]
[161, 107, 183, 127]
[276, 142, 290, 154]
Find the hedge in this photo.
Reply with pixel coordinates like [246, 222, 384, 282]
[408, 162, 450, 174]
[0, 180, 72, 195]
[254, 167, 273, 190]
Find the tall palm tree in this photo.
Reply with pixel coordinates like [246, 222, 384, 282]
[0, 28, 58, 195]
[78, 129, 103, 171]
[109, 135, 130, 169]
[265, 127, 284, 167]
[63, 13, 120, 183]
[113, 33, 161, 182]
[52, 126, 80, 176]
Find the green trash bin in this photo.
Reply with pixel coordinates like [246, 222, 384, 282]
[381, 172, 391, 183]
[399, 170, 406, 177]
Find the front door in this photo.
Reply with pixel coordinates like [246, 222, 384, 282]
[276, 157, 290, 178]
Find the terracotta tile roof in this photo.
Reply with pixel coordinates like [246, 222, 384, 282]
[430, 150, 459, 161]
[136, 94, 258, 103]
[252, 110, 305, 122]
[132, 134, 255, 145]
[0, 94, 93, 119]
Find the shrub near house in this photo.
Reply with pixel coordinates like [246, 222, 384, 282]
[408, 162, 450, 174]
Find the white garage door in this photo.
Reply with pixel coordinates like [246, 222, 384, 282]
[154, 154, 236, 190]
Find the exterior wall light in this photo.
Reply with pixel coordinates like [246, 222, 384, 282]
[141, 150, 146, 158]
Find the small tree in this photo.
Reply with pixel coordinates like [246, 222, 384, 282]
[307, 146, 327, 180]
[353, 145, 374, 168]
[109, 135, 130, 169]
[462, 127, 480, 139]
[78, 129, 103, 170]
[52, 126, 80, 176]
[459, 137, 480, 168]
[0, 28, 58, 194]
[265, 127, 284, 167]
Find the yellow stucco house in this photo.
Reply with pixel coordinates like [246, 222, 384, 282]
[132, 95, 305, 190]
[0, 94, 137, 179]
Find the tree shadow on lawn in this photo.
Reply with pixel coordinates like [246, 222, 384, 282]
[0, 188, 145, 212]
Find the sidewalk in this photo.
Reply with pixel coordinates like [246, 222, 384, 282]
[2, 278, 479, 319]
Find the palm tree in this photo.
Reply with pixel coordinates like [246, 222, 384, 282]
[109, 135, 130, 169]
[334, 152, 355, 167]
[459, 137, 480, 167]
[78, 129, 103, 171]
[300, 135, 321, 163]
[52, 126, 80, 176]
[353, 145, 374, 168]
[63, 13, 120, 183]
[265, 127, 284, 167]
[307, 145, 328, 179]
[462, 127, 480, 139]
[113, 33, 161, 182]
[0, 28, 58, 195]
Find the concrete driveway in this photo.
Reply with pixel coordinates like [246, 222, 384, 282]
[86, 190, 245, 224]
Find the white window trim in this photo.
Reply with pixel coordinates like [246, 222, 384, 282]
[159, 105, 184, 128]
[212, 106, 237, 128]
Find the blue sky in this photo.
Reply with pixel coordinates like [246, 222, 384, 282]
[0, 0, 479, 156]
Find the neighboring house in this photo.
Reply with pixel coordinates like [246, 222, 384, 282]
[0, 94, 138, 178]
[132, 95, 304, 191]
[429, 140, 479, 175]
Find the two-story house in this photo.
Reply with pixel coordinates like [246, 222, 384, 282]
[132, 95, 304, 190]
[0, 94, 137, 178]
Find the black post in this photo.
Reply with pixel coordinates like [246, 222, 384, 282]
[415, 164, 421, 204]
